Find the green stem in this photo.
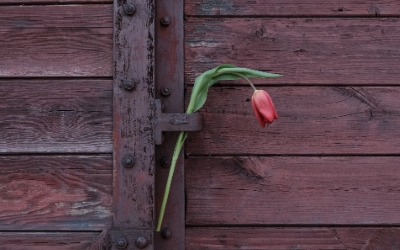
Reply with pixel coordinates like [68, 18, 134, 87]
[156, 131, 186, 232]
[231, 73, 257, 91]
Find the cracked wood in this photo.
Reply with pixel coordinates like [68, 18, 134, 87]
[0, 79, 112, 153]
[0, 232, 101, 250]
[185, 86, 400, 155]
[0, 5, 112, 77]
[185, 18, 400, 85]
[185, 156, 400, 225]
[0, 155, 112, 230]
[186, 227, 400, 249]
[185, 0, 400, 16]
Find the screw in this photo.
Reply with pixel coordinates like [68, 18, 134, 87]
[161, 158, 171, 168]
[162, 228, 172, 239]
[160, 16, 171, 26]
[160, 87, 171, 96]
[116, 237, 127, 249]
[122, 156, 135, 168]
[123, 79, 135, 91]
[124, 3, 136, 15]
[135, 237, 149, 249]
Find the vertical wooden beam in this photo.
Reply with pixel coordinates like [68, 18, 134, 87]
[155, 0, 185, 249]
[113, 0, 155, 249]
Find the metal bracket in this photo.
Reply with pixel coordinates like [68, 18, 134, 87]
[154, 99, 204, 145]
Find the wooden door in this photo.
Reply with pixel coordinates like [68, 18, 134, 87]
[0, 1, 114, 249]
[2, 0, 400, 249]
[183, 1, 400, 249]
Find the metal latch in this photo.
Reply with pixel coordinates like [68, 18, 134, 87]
[154, 99, 204, 145]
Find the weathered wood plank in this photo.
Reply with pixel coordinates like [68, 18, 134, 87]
[0, 0, 111, 4]
[185, 86, 400, 155]
[185, 156, 400, 225]
[186, 227, 345, 249]
[0, 5, 112, 77]
[0, 5, 112, 28]
[185, 0, 400, 16]
[186, 227, 400, 249]
[0, 79, 112, 153]
[185, 18, 400, 85]
[0, 155, 112, 230]
[0, 232, 100, 250]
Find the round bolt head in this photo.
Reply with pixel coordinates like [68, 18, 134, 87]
[124, 3, 136, 15]
[160, 16, 171, 26]
[161, 158, 171, 168]
[160, 87, 171, 96]
[116, 237, 128, 249]
[162, 228, 172, 239]
[135, 237, 149, 249]
[123, 79, 135, 91]
[122, 156, 135, 168]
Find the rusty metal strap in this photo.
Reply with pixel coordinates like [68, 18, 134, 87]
[154, 99, 204, 145]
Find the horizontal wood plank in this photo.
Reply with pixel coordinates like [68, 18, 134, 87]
[0, 5, 112, 77]
[185, 86, 400, 155]
[185, 18, 400, 85]
[0, 79, 112, 153]
[186, 156, 400, 225]
[0, 232, 100, 250]
[0, 155, 112, 230]
[0, 0, 111, 3]
[185, 0, 400, 16]
[186, 227, 400, 249]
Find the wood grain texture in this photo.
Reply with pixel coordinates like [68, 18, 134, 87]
[0, 155, 112, 230]
[185, 86, 400, 155]
[185, 156, 400, 225]
[185, 18, 400, 85]
[0, 0, 111, 3]
[113, 0, 155, 229]
[0, 232, 100, 250]
[185, 0, 400, 16]
[0, 79, 112, 153]
[0, 5, 112, 77]
[186, 227, 400, 250]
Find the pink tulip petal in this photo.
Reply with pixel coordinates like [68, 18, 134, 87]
[251, 95, 266, 128]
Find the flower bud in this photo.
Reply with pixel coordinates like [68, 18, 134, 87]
[251, 90, 278, 127]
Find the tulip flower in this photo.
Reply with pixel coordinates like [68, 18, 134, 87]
[156, 64, 282, 232]
[252, 90, 278, 127]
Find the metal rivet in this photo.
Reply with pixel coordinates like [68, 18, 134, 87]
[122, 156, 135, 168]
[162, 228, 172, 239]
[160, 16, 171, 26]
[123, 79, 135, 91]
[161, 158, 171, 168]
[124, 3, 136, 15]
[135, 237, 149, 249]
[116, 237, 128, 249]
[160, 87, 171, 96]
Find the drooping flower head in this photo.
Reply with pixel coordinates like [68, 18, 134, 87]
[251, 90, 278, 127]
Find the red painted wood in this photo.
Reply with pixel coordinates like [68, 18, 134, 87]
[154, 0, 185, 248]
[0, 5, 112, 27]
[0, 79, 112, 153]
[113, 0, 155, 232]
[185, 156, 400, 225]
[0, 0, 110, 3]
[0, 232, 100, 250]
[186, 227, 345, 249]
[0, 155, 112, 230]
[185, 18, 400, 85]
[0, 5, 112, 77]
[185, 86, 400, 155]
[186, 227, 400, 249]
[185, 0, 400, 16]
